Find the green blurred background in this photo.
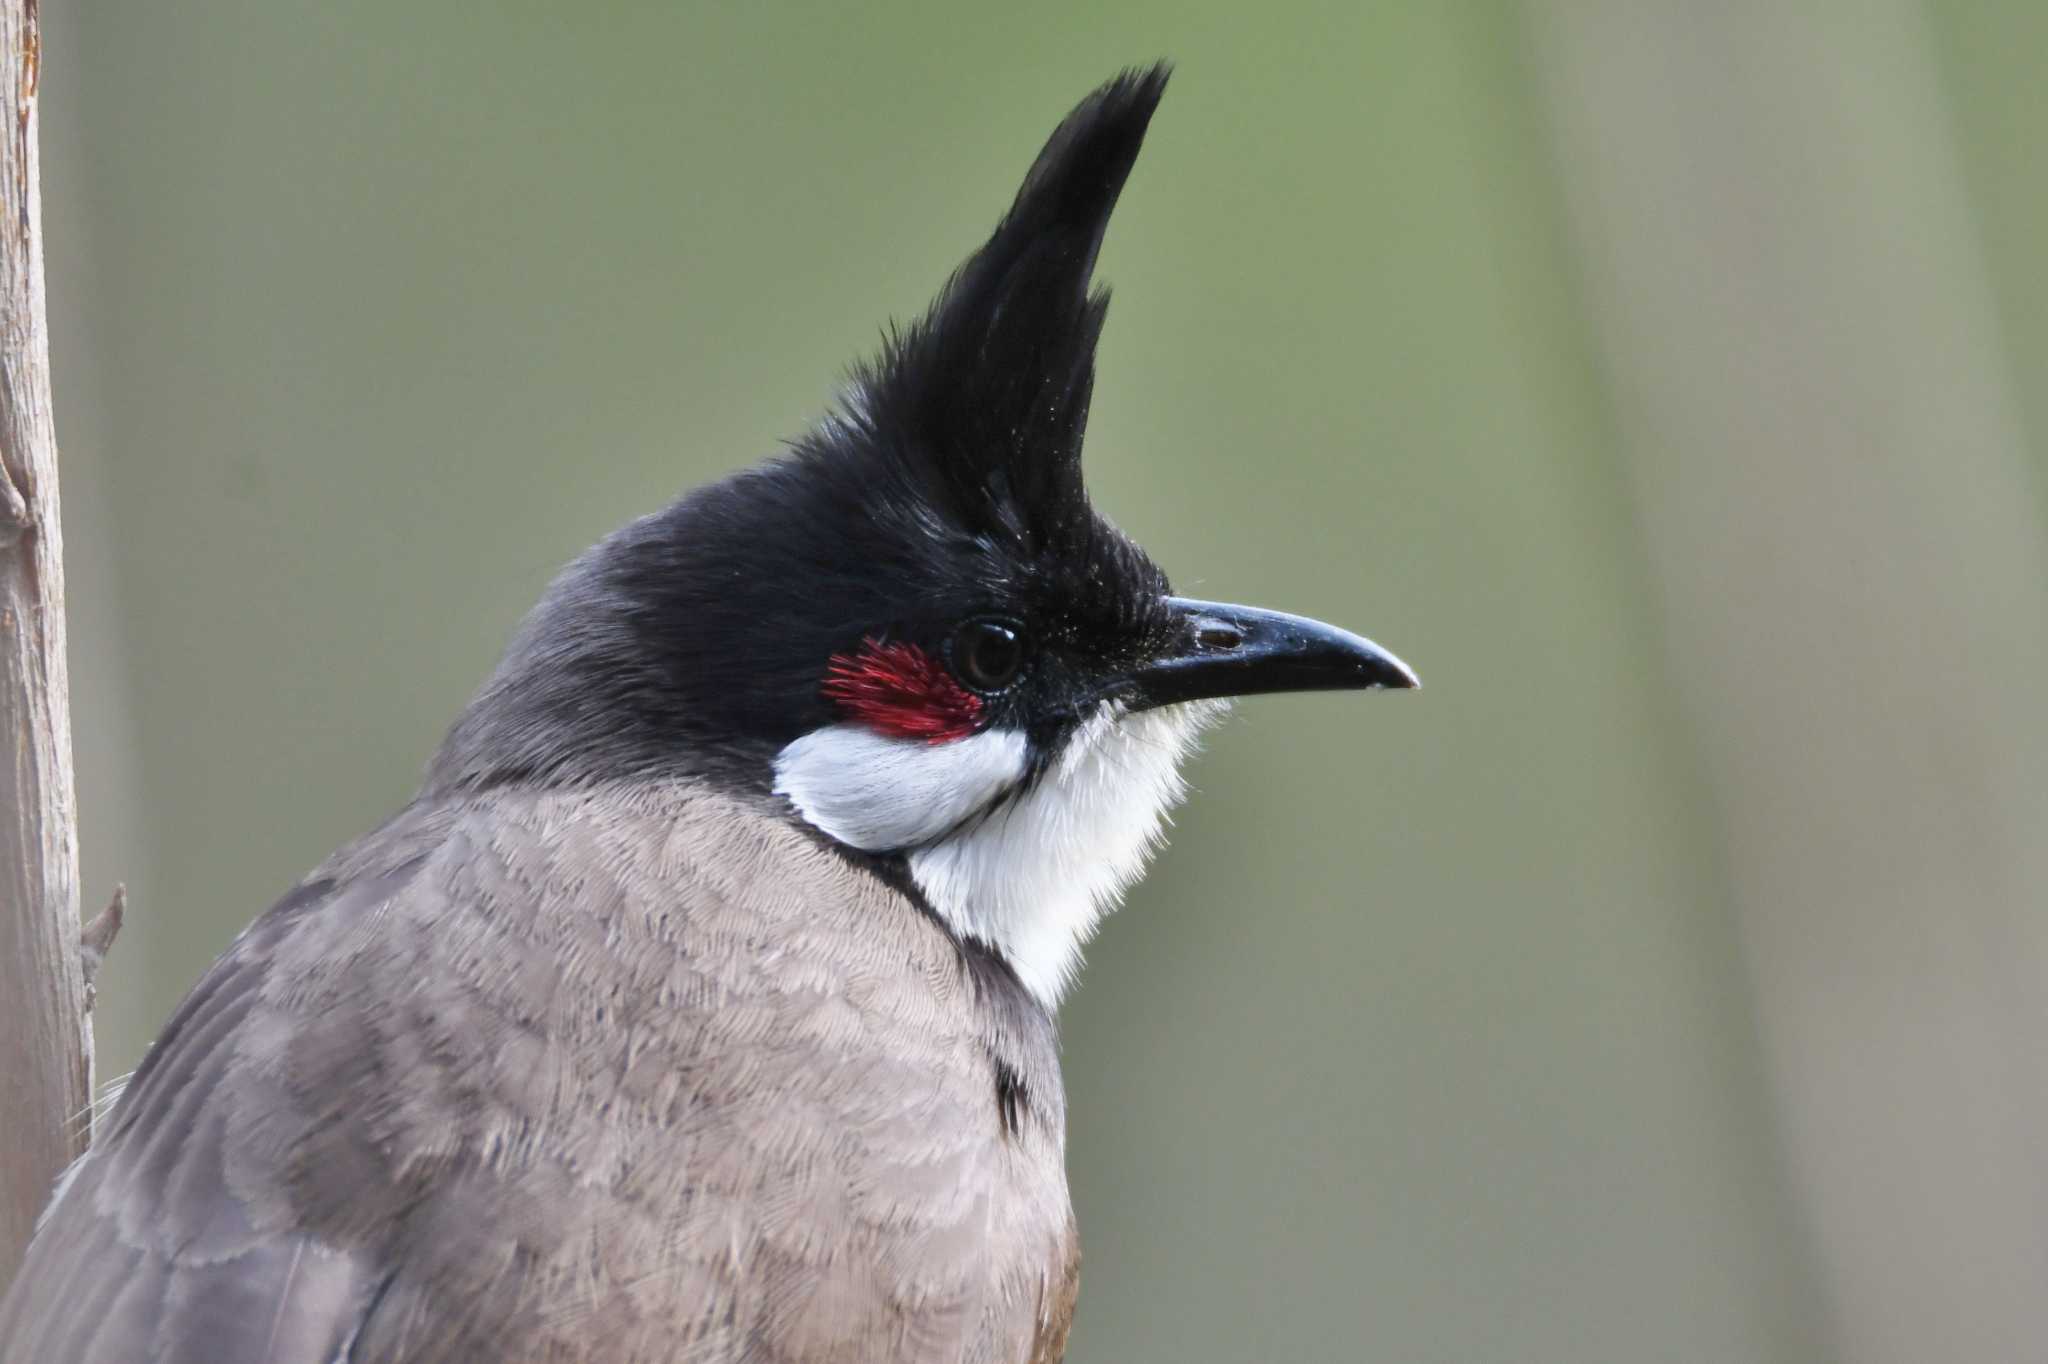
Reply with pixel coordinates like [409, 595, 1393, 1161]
[39, 3, 2048, 1361]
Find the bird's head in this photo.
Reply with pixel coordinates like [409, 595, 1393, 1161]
[430, 66, 1416, 1007]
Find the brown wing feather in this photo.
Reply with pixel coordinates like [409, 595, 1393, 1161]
[0, 874, 399, 1363]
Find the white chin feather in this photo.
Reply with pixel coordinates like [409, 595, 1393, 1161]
[773, 700, 1225, 1009]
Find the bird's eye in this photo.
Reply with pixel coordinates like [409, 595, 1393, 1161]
[951, 618, 1026, 693]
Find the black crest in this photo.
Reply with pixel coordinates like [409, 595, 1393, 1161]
[428, 68, 1178, 794]
[848, 64, 1170, 548]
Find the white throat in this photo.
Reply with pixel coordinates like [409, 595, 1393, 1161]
[773, 700, 1223, 1007]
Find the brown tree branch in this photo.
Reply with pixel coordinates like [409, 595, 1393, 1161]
[0, 0, 86, 1287]
[78, 883, 122, 1011]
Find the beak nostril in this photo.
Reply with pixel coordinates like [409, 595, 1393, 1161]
[1142, 598, 1416, 706]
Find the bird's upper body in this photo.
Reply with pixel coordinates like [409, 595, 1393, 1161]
[0, 67, 1413, 1363]
[4, 781, 1079, 1363]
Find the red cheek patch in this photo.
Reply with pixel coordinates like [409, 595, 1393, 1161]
[824, 637, 984, 743]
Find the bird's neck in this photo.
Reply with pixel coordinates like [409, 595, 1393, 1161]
[777, 699, 1224, 1009]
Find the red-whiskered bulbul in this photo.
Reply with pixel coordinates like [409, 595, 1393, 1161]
[0, 65, 1415, 1363]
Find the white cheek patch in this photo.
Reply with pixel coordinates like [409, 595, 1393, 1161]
[910, 699, 1226, 1008]
[774, 702, 1225, 1010]
[773, 724, 1029, 852]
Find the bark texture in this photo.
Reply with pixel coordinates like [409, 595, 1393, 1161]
[0, 0, 85, 1289]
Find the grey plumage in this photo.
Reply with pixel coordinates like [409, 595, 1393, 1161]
[1, 783, 1076, 1362]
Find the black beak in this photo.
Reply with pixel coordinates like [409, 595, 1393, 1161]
[1126, 597, 1419, 711]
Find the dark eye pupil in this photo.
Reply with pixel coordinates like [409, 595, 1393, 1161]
[954, 619, 1024, 692]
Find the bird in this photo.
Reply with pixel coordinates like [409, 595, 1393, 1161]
[0, 64, 1415, 1363]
